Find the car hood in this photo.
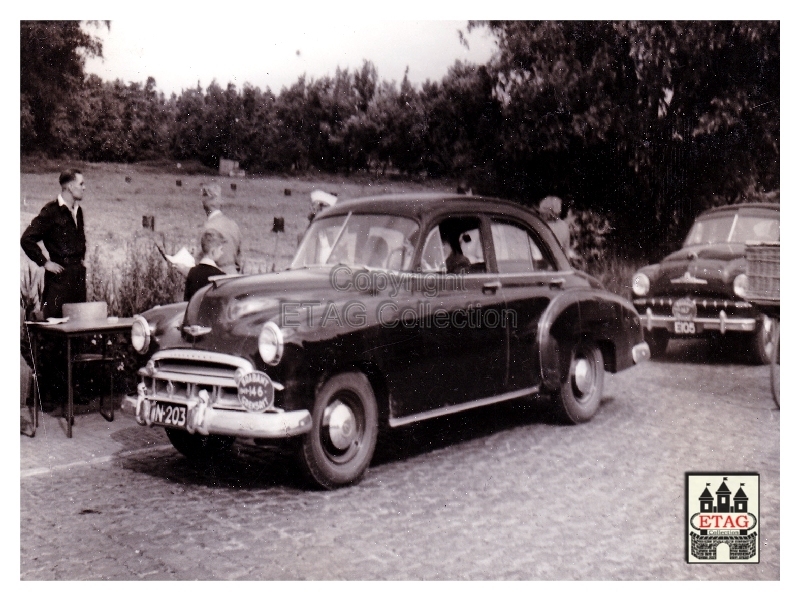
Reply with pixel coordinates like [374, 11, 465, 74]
[179, 267, 395, 356]
[186, 267, 351, 324]
[650, 243, 747, 297]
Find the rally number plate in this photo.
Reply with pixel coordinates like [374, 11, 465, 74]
[674, 320, 702, 335]
[150, 401, 187, 429]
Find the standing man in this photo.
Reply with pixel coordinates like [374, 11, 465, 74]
[21, 169, 87, 319]
[200, 183, 242, 275]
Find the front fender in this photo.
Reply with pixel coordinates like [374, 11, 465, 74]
[538, 289, 643, 390]
[139, 301, 188, 356]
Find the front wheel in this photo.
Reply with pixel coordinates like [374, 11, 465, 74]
[771, 320, 780, 408]
[553, 340, 605, 424]
[751, 314, 777, 365]
[299, 372, 379, 489]
[165, 428, 235, 462]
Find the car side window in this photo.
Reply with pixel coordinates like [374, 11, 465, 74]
[491, 221, 555, 273]
[420, 227, 447, 273]
[423, 216, 487, 274]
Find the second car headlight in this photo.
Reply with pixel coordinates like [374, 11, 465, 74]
[733, 273, 748, 298]
[258, 321, 284, 365]
[131, 315, 152, 354]
[632, 272, 650, 296]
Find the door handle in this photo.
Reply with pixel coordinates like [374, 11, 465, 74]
[483, 281, 502, 294]
[549, 277, 565, 289]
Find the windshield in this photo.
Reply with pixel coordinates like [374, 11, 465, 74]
[291, 213, 419, 271]
[684, 213, 779, 246]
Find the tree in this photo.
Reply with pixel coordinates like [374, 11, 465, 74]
[421, 61, 503, 181]
[472, 21, 779, 256]
[21, 20, 107, 154]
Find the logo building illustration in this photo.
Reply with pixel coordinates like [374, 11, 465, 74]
[686, 473, 760, 563]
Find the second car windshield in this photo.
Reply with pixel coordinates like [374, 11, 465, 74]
[684, 213, 779, 246]
[291, 214, 419, 271]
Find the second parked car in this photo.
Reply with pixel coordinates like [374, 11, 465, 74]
[631, 203, 779, 363]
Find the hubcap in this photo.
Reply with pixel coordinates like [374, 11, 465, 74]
[323, 400, 357, 450]
[573, 356, 593, 396]
[762, 316, 774, 355]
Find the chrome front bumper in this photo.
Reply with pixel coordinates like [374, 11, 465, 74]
[123, 392, 312, 439]
[640, 307, 756, 334]
[123, 349, 312, 440]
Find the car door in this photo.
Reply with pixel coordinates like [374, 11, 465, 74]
[488, 217, 567, 392]
[388, 215, 508, 420]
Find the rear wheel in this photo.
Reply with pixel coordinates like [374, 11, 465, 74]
[644, 329, 669, 359]
[165, 428, 235, 462]
[299, 372, 379, 489]
[553, 340, 605, 424]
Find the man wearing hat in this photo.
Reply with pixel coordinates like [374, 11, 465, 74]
[199, 183, 242, 275]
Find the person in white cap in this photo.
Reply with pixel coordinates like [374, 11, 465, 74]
[308, 190, 338, 224]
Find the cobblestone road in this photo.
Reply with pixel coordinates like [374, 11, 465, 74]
[20, 340, 780, 580]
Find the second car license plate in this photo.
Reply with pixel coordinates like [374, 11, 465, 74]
[674, 320, 701, 335]
[150, 401, 187, 429]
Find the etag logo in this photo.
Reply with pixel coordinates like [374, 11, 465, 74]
[686, 473, 760, 563]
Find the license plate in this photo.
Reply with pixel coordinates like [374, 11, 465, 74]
[674, 320, 702, 335]
[150, 401, 188, 429]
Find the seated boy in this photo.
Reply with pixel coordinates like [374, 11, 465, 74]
[184, 230, 226, 301]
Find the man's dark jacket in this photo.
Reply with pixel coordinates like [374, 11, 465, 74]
[21, 200, 87, 318]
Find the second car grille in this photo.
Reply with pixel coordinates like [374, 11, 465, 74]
[634, 296, 754, 318]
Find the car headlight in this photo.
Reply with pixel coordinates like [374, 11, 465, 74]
[632, 272, 650, 296]
[733, 273, 748, 298]
[258, 321, 284, 365]
[131, 315, 152, 354]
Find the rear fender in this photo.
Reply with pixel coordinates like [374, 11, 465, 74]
[538, 289, 642, 390]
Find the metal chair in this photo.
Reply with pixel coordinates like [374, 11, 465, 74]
[27, 351, 115, 437]
[72, 352, 116, 423]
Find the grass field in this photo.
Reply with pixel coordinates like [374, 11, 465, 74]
[20, 160, 458, 315]
[21, 160, 453, 273]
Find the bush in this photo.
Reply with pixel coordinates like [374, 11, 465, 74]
[87, 233, 185, 317]
[85, 234, 186, 393]
[565, 208, 637, 300]
[584, 251, 638, 300]
[20, 260, 44, 318]
[567, 208, 613, 271]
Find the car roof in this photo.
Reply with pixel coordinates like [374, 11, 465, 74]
[319, 192, 537, 221]
[699, 202, 780, 217]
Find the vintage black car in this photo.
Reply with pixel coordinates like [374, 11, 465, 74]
[631, 203, 779, 363]
[125, 193, 649, 488]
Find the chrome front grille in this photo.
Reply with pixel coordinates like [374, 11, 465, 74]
[140, 349, 256, 411]
[634, 296, 753, 318]
[745, 244, 779, 303]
